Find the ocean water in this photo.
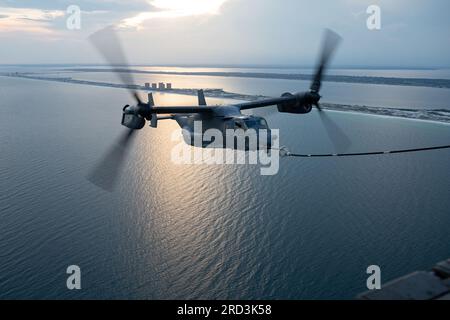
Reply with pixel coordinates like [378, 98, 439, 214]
[1, 70, 450, 299]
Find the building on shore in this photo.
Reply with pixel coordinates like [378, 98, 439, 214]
[146, 82, 173, 90]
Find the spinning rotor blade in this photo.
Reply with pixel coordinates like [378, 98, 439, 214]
[87, 129, 137, 191]
[317, 110, 351, 152]
[310, 29, 342, 93]
[311, 30, 349, 151]
[89, 26, 142, 105]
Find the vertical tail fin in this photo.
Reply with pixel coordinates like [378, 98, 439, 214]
[148, 93, 155, 107]
[198, 89, 207, 106]
[148, 93, 157, 128]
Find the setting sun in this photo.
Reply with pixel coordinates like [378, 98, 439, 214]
[120, 0, 228, 28]
[150, 0, 225, 13]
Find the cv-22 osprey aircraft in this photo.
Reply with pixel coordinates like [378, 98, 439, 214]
[88, 28, 345, 190]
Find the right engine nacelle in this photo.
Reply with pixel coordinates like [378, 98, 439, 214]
[277, 92, 313, 114]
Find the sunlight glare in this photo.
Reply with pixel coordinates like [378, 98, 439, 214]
[120, 0, 228, 29]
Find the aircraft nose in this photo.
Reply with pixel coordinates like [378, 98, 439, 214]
[260, 131, 273, 150]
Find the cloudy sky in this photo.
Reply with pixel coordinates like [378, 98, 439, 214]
[0, 0, 449, 67]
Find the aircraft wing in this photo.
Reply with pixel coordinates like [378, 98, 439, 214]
[151, 106, 215, 114]
[150, 91, 214, 114]
[151, 95, 297, 113]
[236, 96, 297, 110]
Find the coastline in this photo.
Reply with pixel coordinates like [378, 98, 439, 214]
[2, 72, 450, 125]
[65, 68, 450, 89]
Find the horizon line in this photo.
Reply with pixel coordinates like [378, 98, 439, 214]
[0, 63, 448, 70]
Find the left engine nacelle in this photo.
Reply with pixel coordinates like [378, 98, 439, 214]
[121, 105, 146, 129]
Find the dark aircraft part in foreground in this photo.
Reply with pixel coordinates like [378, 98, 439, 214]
[87, 26, 347, 191]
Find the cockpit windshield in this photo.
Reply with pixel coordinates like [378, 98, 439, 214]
[244, 117, 268, 129]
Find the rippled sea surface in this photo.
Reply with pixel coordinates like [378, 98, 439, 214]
[1, 68, 450, 299]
